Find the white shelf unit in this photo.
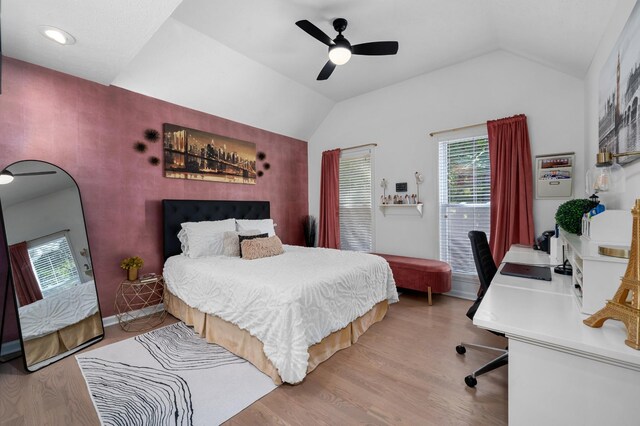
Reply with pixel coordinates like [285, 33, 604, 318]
[379, 203, 423, 217]
[560, 233, 628, 315]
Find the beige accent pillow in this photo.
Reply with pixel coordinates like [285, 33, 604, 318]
[241, 236, 285, 260]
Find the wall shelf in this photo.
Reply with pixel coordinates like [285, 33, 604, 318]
[379, 203, 423, 217]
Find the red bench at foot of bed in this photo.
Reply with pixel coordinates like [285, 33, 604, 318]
[373, 253, 452, 305]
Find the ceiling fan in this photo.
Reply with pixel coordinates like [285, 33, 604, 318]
[295, 18, 399, 81]
[0, 170, 57, 185]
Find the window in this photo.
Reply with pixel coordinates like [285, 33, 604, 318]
[339, 149, 373, 252]
[438, 136, 490, 274]
[27, 233, 81, 295]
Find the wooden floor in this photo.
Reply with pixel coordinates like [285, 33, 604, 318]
[0, 294, 507, 425]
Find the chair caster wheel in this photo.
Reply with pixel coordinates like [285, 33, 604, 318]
[465, 375, 477, 388]
[456, 345, 466, 355]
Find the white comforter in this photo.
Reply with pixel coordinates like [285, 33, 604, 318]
[163, 245, 398, 383]
[18, 280, 99, 341]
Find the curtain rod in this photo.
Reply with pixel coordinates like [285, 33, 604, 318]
[341, 143, 378, 152]
[429, 122, 486, 137]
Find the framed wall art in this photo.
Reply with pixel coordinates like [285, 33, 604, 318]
[163, 124, 257, 184]
[598, 1, 640, 166]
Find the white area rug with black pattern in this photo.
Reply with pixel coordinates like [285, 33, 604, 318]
[76, 322, 277, 425]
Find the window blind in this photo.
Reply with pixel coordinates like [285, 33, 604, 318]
[28, 234, 81, 294]
[339, 150, 373, 252]
[438, 136, 491, 274]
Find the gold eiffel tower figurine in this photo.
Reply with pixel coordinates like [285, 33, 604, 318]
[584, 199, 640, 349]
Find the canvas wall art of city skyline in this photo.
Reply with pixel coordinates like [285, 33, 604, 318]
[163, 123, 257, 184]
[598, 0, 640, 166]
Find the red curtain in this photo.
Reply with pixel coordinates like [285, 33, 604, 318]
[318, 149, 341, 249]
[487, 114, 535, 264]
[9, 242, 43, 306]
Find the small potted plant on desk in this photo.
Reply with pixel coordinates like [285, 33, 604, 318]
[555, 198, 599, 235]
[120, 256, 144, 281]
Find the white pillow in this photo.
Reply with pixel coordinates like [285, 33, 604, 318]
[177, 228, 189, 255]
[178, 219, 236, 257]
[236, 219, 275, 237]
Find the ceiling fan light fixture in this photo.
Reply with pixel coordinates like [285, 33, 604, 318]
[329, 46, 351, 65]
[38, 25, 76, 45]
[0, 171, 15, 185]
[297, 18, 397, 79]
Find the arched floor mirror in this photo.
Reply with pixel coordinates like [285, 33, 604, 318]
[0, 160, 104, 372]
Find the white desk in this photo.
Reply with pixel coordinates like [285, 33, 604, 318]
[500, 245, 575, 296]
[474, 245, 640, 425]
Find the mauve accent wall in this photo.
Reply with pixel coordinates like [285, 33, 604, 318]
[0, 58, 308, 327]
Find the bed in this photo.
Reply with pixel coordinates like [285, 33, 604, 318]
[162, 199, 398, 384]
[18, 281, 102, 366]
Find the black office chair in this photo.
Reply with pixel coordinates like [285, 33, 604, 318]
[455, 230, 508, 388]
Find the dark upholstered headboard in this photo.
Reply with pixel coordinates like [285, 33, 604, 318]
[162, 199, 270, 260]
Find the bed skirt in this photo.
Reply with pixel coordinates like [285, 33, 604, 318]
[164, 289, 389, 385]
[23, 311, 103, 366]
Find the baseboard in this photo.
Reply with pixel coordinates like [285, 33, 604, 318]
[1, 304, 165, 356]
[0, 303, 164, 360]
[448, 274, 479, 301]
[102, 303, 165, 328]
[0, 339, 21, 357]
[446, 289, 476, 300]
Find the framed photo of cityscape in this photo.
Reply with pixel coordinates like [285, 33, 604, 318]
[163, 123, 257, 184]
[598, 0, 640, 166]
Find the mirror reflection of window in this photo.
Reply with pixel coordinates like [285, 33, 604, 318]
[27, 231, 81, 298]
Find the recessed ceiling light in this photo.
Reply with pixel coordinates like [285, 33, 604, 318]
[38, 25, 76, 45]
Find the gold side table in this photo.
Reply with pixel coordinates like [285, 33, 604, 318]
[114, 275, 167, 332]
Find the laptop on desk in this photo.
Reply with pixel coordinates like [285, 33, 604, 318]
[500, 262, 552, 281]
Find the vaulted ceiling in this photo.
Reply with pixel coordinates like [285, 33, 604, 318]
[1, 0, 620, 140]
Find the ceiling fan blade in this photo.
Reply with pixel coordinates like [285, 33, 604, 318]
[317, 61, 337, 80]
[296, 20, 334, 47]
[352, 41, 399, 56]
[13, 171, 57, 176]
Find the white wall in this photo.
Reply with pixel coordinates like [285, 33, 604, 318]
[585, 0, 640, 211]
[309, 50, 585, 298]
[4, 187, 92, 282]
[112, 17, 334, 142]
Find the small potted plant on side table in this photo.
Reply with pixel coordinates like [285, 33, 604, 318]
[120, 256, 144, 281]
